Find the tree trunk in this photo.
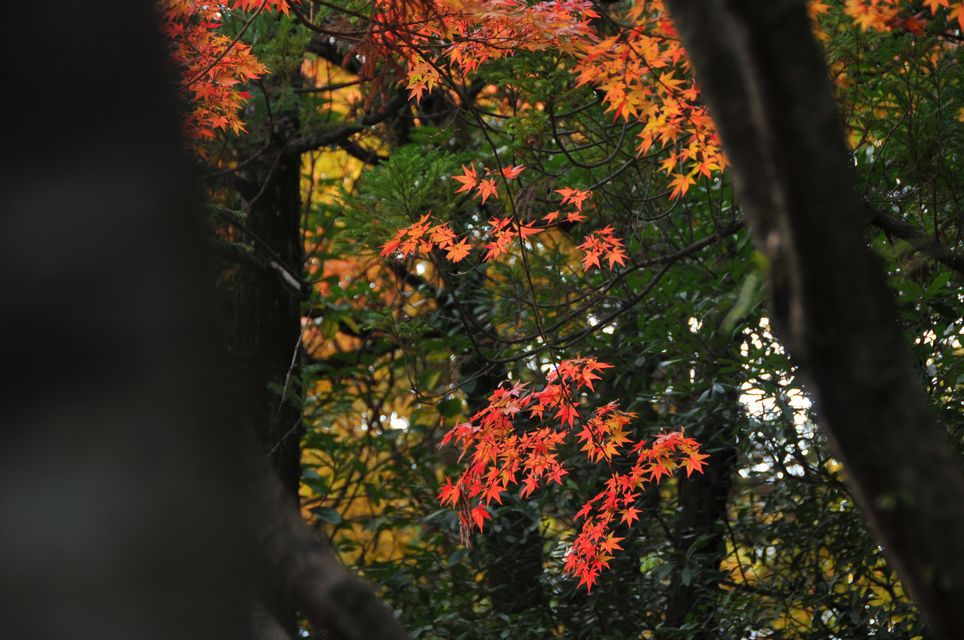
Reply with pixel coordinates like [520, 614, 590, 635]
[664, 383, 738, 637]
[0, 3, 251, 638]
[662, 2, 964, 637]
[233, 140, 306, 499]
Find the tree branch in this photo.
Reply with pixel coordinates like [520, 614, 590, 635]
[253, 455, 409, 640]
[285, 93, 407, 155]
[865, 204, 964, 275]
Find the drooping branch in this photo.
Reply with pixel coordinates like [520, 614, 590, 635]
[662, 1, 964, 637]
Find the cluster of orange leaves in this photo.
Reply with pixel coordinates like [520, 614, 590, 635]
[370, 0, 724, 199]
[844, 0, 964, 32]
[578, 227, 628, 270]
[437, 358, 707, 590]
[377, 0, 958, 202]
[378, 212, 475, 263]
[566, 429, 706, 590]
[573, 1, 725, 198]
[161, 0, 289, 140]
[369, 0, 599, 102]
[380, 164, 626, 271]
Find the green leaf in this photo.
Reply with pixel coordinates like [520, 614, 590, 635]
[310, 507, 342, 524]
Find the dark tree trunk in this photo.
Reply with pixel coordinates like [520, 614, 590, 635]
[0, 3, 252, 639]
[224, 107, 308, 634]
[0, 4, 410, 640]
[233, 142, 306, 500]
[662, 2, 964, 637]
[664, 385, 739, 637]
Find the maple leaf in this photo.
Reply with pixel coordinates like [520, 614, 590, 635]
[501, 165, 526, 179]
[648, 458, 674, 482]
[453, 164, 479, 193]
[483, 482, 506, 505]
[578, 569, 599, 592]
[620, 506, 641, 525]
[599, 533, 624, 554]
[606, 245, 628, 268]
[567, 211, 587, 223]
[438, 478, 460, 507]
[668, 172, 696, 199]
[683, 451, 710, 477]
[575, 502, 594, 520]
[579, 231, 626, 271]
[556, 187, 592, 211]
[520, 474, 540, 498]
[445, 238, 473, 263]
[470, 505, 491, 531]
[430, 223, 457, 248]
[952, 3, 964, 29]
[518, 223, 543, 240]
[476, 178, 499, 203]
[547, 466, 568, 485]
[555, 400, 580, 427]
[543, 210, 561, 223]
[380, 233, 405, 258]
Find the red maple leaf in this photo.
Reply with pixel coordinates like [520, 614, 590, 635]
[470, 505, 491, 531]
[556, 187, 592, 211]
[620, 506, 641, 525]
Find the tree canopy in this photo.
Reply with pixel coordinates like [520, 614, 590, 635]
[20, 1, 961, 639]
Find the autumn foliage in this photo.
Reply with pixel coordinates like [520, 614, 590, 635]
[437, 358, 707, 590]
[160, 0, 289, 139]
[164, 0, 954, 596]
[845, 0, 964, 32]
[379, 166, 629, 271]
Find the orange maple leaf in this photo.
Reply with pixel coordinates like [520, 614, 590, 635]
[668, 172, 696, 199]
[620, 507, 641, 525]
[501, 164, 526, 179]
[556, 187, 592, 211]
[453, 164, 479, 194]
[445, 237, 472, 263]
[469, 505, 491, 531]
[476, 178, 499, 203]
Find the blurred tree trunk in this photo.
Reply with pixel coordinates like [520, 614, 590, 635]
[0, 4, 410, 640]
[0, 3, 251, 639]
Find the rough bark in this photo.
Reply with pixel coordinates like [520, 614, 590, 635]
[661, 1, 964, 637]
[218, 104, 306, 635]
